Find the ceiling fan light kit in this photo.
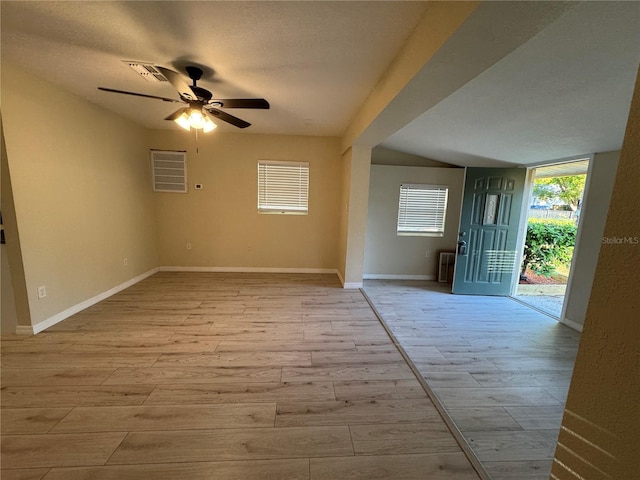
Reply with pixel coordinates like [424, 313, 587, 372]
[174, 108, 217, 132]
[98, 64, 269, 133]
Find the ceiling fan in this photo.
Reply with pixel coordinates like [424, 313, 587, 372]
[98, 65, 269, 131]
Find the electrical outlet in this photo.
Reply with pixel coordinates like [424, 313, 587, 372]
[194, 184, 203, 190]
[425, 249, 431, 258]
[186, 242, 192, 250]
[37, 286, 47, 299]
[123, 257, 128, 266]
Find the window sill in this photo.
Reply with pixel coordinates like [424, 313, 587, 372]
[258, 210, 309, 215]
[397, 232, 444, 237]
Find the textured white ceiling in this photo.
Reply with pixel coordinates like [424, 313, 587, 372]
[0, 1, 428, 135]
[381, 1, 640, 166]
[1, 1, 638, 167]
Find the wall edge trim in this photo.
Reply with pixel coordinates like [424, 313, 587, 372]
[159, 266, 339, 275]
[24, 267, 160, 335]
[15, 325, 35, 335]
[560, 317, 584, 333]
[363, 274, 437, 281]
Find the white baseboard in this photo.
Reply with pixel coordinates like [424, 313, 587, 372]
[560, 317, 584, 333]
[159, 266, 338, 275]
[20, 267, 343, 335]
[363, 274, 436, 281]
[22, 268, 160, 336]
[334, 269, 363, 289]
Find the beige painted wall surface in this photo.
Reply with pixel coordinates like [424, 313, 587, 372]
[148, 130, 342, 270]
[1, 63, 159, 327]
[364, 165, 464, 278]
[552, 70, 640, 480]
[562, 151, 620, 328]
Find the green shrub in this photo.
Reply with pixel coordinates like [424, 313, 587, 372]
[521, 219, 576, 277]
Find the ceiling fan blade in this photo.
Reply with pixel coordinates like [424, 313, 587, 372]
[214, 98, 270, 109]
[156, 66, 197, 101]
[205, 107, 251, 129]
[98, 87, 182, 103]
[164, 107, 189, 121]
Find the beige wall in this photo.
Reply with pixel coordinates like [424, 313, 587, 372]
[364, 165, 464, 278]
[552, 70, 640, 480]
[1, 63, 159, 328]
[561, 151, 620, 329]
[148, 130, 342, 270]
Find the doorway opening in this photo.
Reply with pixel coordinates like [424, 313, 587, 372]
[513, 159, 589, 317]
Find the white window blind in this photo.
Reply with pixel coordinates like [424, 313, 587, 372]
[151, 150, 187, 193]
[397, 184, 448, 236]
[257, 160, 309, 214]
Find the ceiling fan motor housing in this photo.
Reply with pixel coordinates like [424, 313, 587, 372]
[185, 66, 204, 82]
[184, 66, 212, 102]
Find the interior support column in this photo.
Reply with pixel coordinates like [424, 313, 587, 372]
[0, 117, 32, 333]
[339, 146, 371, 288]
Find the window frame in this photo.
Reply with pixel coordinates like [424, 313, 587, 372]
[396, 183, 449, 237]
[257, 160, 310, 215]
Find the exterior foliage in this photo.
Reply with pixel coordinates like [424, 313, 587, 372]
[532, 175, 586, 210]
[521, 219, 577, 277]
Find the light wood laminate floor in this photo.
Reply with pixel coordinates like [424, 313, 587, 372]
[1, 273, 480, 480]
[363, 280, 580, 480]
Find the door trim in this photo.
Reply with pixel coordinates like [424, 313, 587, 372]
[509, 168, 536, 295]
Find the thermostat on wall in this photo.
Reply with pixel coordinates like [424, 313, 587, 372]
[194, 184, 203, 190]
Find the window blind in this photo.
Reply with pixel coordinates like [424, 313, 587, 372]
[257, 161, 309, 214]
[397, 184, 448, 236]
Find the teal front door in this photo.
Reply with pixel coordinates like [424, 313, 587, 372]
[452, 167, 527, 295]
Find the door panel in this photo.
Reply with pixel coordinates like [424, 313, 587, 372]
[453, 168, 527, 295]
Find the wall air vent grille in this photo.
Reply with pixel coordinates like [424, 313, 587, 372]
[151, 150, 187, 193]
